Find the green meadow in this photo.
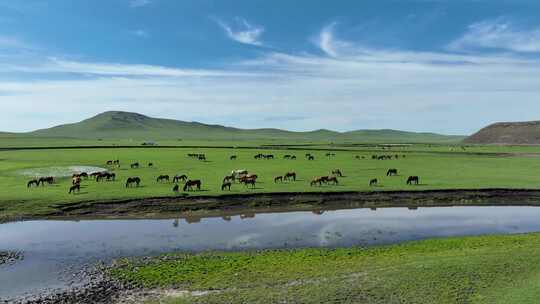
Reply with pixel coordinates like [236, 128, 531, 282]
[2, 142, 540, 220]
[110, 233, 540, 304]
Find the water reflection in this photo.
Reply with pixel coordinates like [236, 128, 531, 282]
[3, 206, 540, 299]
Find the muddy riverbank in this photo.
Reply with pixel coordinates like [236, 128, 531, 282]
[21, 188, 540, 222]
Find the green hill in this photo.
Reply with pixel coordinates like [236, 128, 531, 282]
[22, 111, 463, 143]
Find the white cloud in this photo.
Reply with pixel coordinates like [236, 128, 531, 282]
[130, 29, 149, 38]
[3, 25, 540, 134]
[0, 35, 31, 49]
[216, 18, 264, 46]
[449, 19, 540, 53]
[129, 0, 151, 8]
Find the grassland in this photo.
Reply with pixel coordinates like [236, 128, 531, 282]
[3, 142, 540, 221]
[108, 233, 540, 304]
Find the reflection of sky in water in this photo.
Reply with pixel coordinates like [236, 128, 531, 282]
[2, 206, 540, 299]
[17, 166, 107, 177]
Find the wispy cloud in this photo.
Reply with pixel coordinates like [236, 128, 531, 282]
[449, 19, 540, 53]
[0, 35, 31, 49]
[129, 29, 149, 38]
[129, 0, 151, 8]
[216, 17, 264, 46]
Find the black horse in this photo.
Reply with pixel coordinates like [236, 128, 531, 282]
[130, 162, 140, 169]
[406, 176, 419, 185]
[173, 174, 188, 183]
[369, 178, 378, 186]
[27, 179, 39, 188]
[126, 177, 141, 187]
[221, 181, 232, 191]
[156, 175, 170, 183]
[387, 169, 398, 176]
[172, 184, 179, 193]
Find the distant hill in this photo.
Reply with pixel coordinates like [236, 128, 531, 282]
[21, 111, 463, 143]
[465, 121, 540, 145]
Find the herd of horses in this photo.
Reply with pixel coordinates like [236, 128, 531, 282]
[25, 151, 421, 195]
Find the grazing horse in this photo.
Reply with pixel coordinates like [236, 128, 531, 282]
[198, 155, 206, 161]
[308, 155, 315, 161]
[90, 172, 101, 179]
[310, 177, 323, 186]
[97, 172, 115, 182]
[172, 184, 179, 193]
[406, 176, 419, 185]
[130, 162, 139, 169]
[68, 184, 80, 194]
[305, 153, 311, 158]
[274, 176, 283, 183]
[369, 178, 378, 186]
[156, 175, 170, 183]
[148, 162, 154, 167]
[221, 181, 232, 191]
[183, 180, 201, 191]
[284, 172, 296, 181]
[327, 176, 339, 185]
[27, 179, 39, 188]
[38, 176, 54, 186]
[387, 169, 398, 176]
[173, 174, 188, 183]
[266, 154, 274, 160]
[106, 160, 113, 165]
[332, 169, 343, 177]
[125, 177, 141, 188]
[230, 155, 237, 160]
[283, 155, 291, 159]
[291, 155, 297, 160]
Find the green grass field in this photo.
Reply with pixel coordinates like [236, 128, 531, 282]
[109, 233, 540, 304]
[3, 143, 540, 220]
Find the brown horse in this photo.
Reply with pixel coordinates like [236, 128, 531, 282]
[274, 176, 283, 183]
[183, 180, 201, 191]
[72, 177, 81, 185]
[38, 176, 54, 186]
[172, 184, 179, 193]
[221, 181, 232, 191]
[27, 179, 39, 188]
[156, 175, 170, 183]
[407, 176, 419, 185]
[369, 178, 378, 186]
[68, 184, 80, 194]
[126, 177, 141, 187]
[284, 172, 296, 181]
[242, 177, 256, 188]
[173, 174, 188, 183]
[310, 177, 323, 186]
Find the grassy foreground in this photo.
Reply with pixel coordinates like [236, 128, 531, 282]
[3, 144, 540, 220]
[110, 233, 540, 304]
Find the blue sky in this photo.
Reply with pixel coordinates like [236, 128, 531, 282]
[1, 0, 540, 134]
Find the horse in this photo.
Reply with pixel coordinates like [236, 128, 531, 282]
[387, 169, 398, 176]
[38, 176, 54, 186]
[198, 155, 206, 161]
[183, 180, 201, 191]
[221, 181, 232, 191]
[242, 177, 256, 188]
[156, 175, 170, 183]
[27, 179, 39, 188]
[130, 162, 139, 169]
[284, 172, 296, 181]
[230, 155, 237, 160]
[407, 176, 419, 185]
[319, 176, 330, 184]
[97, 172, 115, 182]
[173, 174, 188, 183]
[79, 172, 88, 179]
[327, 176, 339, 185]
[125, 177, 141, 188]
[369, 178, 378, 186]
[106, 160, 113, 165]
[90, 172, 101, 179]
[113, 160, 120, 167]
[305, 153, 311, 158]
[291, 155, 297, 160]
[310, 177, 323, 186]
[223, 175, 234, 184]
[274, 176, 283, 183]
[172, 184, 179, 193]
[68, 184, 80, 194]
[254, 153, 263, 160]
[72, 177, 81, 185]
[148, 162, 154, 167]
[265, 154, 274, 160]
[283, 155, 291, 159]
[308, 156, 315, 161]
[332, 169, 343, 177]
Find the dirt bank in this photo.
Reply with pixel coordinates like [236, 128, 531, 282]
[26, 188, 540, 222]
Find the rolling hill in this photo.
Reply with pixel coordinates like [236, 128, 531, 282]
[465, 121, 540, 145]
[22, 111, 464, 143]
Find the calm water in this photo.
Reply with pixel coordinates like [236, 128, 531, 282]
[2, 206, 540, 299]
